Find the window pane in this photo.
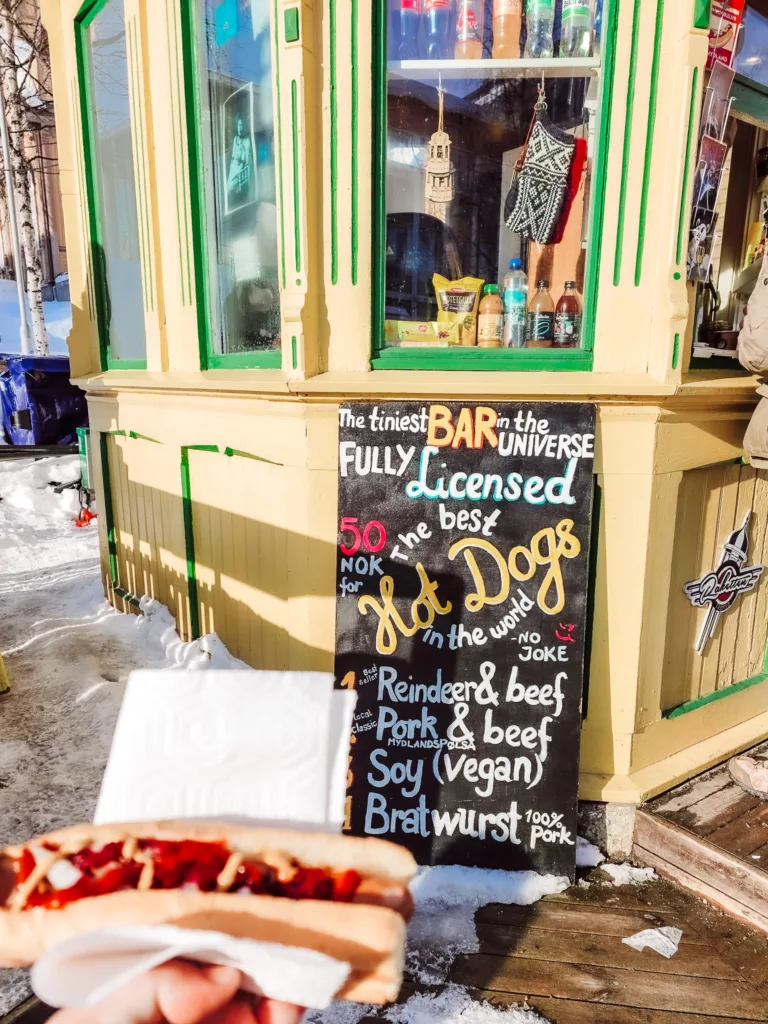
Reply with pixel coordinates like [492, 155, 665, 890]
[87, 0, 147, 362]
[198, 0, 280, 357]
[383, 5, 602, 355]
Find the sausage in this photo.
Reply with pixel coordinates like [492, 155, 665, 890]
[352, 876, 414, 921]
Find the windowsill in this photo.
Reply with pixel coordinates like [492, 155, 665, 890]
[71, 366, 758, 402]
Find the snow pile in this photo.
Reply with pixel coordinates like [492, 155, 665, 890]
[0, 455, 93, 576]
[385, 987, 548, 1024]
[137, 596, 250, 670]
[575, 837, 604, 868]
[601, 863, 656, 886]
[407, 866, 568, 984]
[307, 986, 550, 1024]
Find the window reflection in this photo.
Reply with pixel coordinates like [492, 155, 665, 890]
[199, 0, 280, 357]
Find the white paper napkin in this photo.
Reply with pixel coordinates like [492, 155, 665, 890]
[94, 670, 357, 828]
[31, 925, 351, 1010]
[622, 926, 683, 959]
[33, 670, 359, 1009]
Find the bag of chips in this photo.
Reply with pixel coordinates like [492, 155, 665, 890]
[433, 275, 484, 346]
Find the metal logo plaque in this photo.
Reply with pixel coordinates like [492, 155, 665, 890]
[684, 511, 765, 654]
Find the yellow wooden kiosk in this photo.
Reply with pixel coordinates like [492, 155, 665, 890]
[38, 0, 768, 812]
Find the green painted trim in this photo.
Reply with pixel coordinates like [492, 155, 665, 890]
[291, 335, 297, 369]
[166, 0, 188, 308]
[329, 0, 338, 284]
[676, 67, 700, 266]
[75, 0, 113, 371]
[732, 74, 768, 123]
[129, 17, 154, 313]
[291, 78, 301, 275]
[351, 0, 359, 285]
[370, 0, 389, 356]
[672, 332, 680, 370]
[372, 348, 594, 372]
[370, 0, 616, 364]
[693, 0, 711, 29]
[206, 350, 282, 369]
[77, 426, 91, 490]
[634, 0, 665, 286]
[98, 431, 119, 585]
[613, 0, 641, 287]
[665, 672, 768, 719]
[178, 0, 212, 370]
[105, 357, 147, 370]
[180, 448, 200, 641]
[284, 7, 300, 42]
[580, 0, 618, 354]
[273, 0, 287, 289]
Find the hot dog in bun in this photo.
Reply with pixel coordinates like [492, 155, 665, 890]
[0, 821, 417, 1004]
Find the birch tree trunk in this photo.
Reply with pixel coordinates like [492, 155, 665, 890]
[0, 3, 48, 355]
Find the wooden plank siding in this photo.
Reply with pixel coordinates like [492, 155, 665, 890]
[661, 464, 768, 713]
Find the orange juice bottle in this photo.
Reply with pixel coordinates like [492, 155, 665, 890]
[478, 284, 504, 347]
[492, 0, 522, 59]
[455, 0, 484, 59]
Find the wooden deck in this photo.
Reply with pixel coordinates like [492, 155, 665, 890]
[443, 870, 768, 1023]
[6, 870, 768, 1023]
[635, 741, 768, 934]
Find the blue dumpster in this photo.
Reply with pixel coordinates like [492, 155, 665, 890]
[0, 354, 87, 446]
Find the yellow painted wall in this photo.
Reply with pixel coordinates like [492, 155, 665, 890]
[40, 0, 768, 804]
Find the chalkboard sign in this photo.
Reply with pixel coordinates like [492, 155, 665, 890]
[334, 401, 596, 877]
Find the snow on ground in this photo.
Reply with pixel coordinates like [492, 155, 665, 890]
[575, 836, 605, 868]
[0, 279, 72, 355]
[0, 457, 244, 1014]
[406, 866, 568, 985]
[600, 863, 657, 886]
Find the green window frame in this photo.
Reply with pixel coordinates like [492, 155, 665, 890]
[371, 0, 619, 372]
[75, 0, 149, 371]
[179, 0, 282, 371]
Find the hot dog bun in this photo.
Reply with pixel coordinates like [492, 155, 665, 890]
[0, 821, 417, 1004]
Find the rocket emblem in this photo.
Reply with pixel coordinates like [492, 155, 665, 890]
[684, 511, 765, 655]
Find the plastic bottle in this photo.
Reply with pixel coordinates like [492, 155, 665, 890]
[478, 285, 504, 347]
[492, 0, 522, 59]
[560, 0, 593, 58]
[424, 0, 454, 59]
[554, 281, 582, 347]
[390, 0, 421, 61]
[455, 0, 484, 59]
[524, 0, 554, 59]
[526, 279, 554, 347]
[502, 258, 527, 348]
[593, 0, 603, 56]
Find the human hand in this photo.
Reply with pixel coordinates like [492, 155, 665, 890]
[48, 961, 305, 1024]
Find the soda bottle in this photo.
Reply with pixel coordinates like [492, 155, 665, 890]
[390, 0, 421, 61]
[424, 0, 454, 59]
[554, 281, 582, 347]
[455, 0, 483, 59]
[526, 279, 554, 347]
[524, 0, 554, 59]
[502, 258, 527, 348]
[492, 0, 522, 59]
[478, 284, 504, 347]
[560, 0, 593, 58]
